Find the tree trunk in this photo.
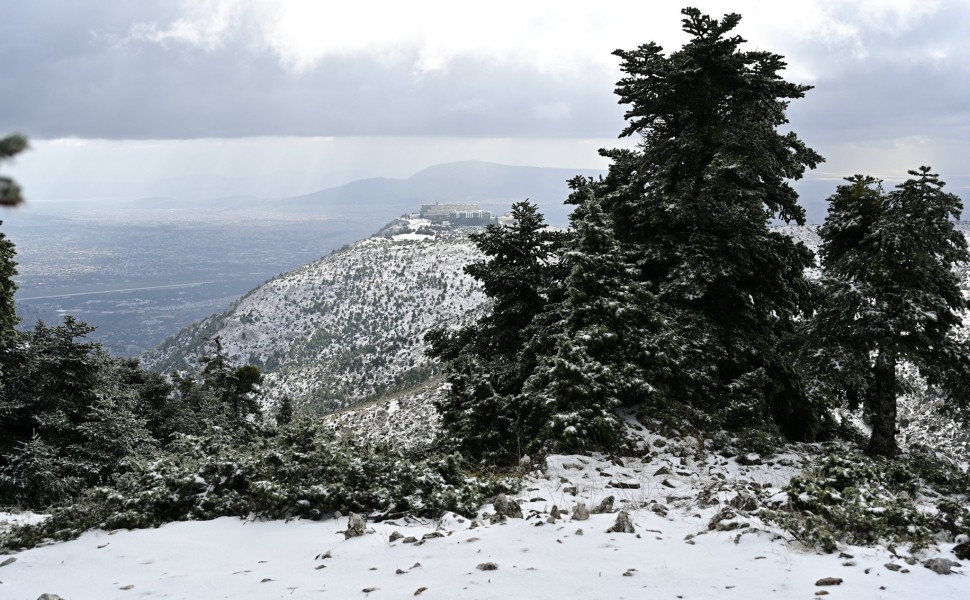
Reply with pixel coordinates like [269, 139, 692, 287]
[866, 347, 898, 458]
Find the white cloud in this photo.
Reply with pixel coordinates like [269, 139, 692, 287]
[121, 0, 954, 83]
[126, 0, 242, 50]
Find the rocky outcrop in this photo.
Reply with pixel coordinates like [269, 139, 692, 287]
[606, 511, 635, 534]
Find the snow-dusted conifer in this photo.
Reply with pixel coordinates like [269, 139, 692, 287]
[592, 8, 821, 437]
[427, 201, 567, 462]
[814, 169, 970, 457]
[0, 318, 154, 506]
[523, 185, 674, 452]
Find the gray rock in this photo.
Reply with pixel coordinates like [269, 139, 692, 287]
[708, 508, 738, 530]
[609, 481, 641, 489]
[37, 595, 65, 600]
[592, 496, 615, 514]
[546, 505, 560, 523]
[492, 494, 523, 520]
[0, 557, 16, 567]
[729, 492, 759, 512]
[607, 510, 636, 534]
[476, 562, 498, 571]
[715, 519, 742, 532]
[924, 557, 962, 575]
[572, 502, 590, 521]
[814, 577, 843, 586]
[389, 531, 404, 542]
[345, 512, 367, 539]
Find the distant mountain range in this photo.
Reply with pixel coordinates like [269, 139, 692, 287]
[125, 160, 602, 228]
[275, 160, 604, 227]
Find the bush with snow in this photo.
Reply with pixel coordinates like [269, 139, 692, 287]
[0, 420, 514, 551]
[763, 448, 969, 552]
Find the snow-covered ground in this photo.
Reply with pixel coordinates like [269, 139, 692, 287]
[3, 421, 966, 599]
[8, 508, 963, 599]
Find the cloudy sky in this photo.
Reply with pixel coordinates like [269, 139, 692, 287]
[2, 0, 969, 220]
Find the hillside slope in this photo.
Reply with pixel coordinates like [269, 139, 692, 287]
[144, 218, 487, 413]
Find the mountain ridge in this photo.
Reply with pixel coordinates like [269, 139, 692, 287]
[142, 217, 489, 413]
[277, 160, 604, 226]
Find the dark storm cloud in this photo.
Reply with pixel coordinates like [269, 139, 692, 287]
[783, 5, 970, 146]
[0, 1, 623, 139]
[3, 0, 970, 152]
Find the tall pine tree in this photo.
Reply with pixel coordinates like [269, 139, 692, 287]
[427, 200, 568, 462]
[814, 169, 970, 457]
[588, 8, 822, 437]
[1, 133, 27, 374]
[523, 184, 676, 452]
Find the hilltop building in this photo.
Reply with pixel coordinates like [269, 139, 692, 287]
[420, 203, 495, 225]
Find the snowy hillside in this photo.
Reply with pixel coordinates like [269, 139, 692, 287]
[4, 415, 967, 599]
[143, 218, 487, 413]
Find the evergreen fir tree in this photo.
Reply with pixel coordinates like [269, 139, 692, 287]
[118, 359, 183, 443]
[0, 223, 17, 351]
[0, 134, 27, 207]
[0, 133, 27, 375]
[588, 8, 822, 437]
[427, 200, 568, 462]
[174, 337, 264, 433]
[274, 396, 295, 426]
[0, 318, 154, 506]
[814, 169, 970, 457]
[523, 187, 676, 452]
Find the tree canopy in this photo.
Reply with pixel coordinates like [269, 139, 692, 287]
[814, 168, 970, 456]
[592, 7, 823, 438]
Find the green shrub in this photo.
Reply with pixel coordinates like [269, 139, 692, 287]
[0, 420, 515, 551]
[735, 429, 784, 457]
[763, 449, 933, 552]
[905, 444, 970, 496]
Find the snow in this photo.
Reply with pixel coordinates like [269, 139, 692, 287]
[0, 512, 46, 534]
[3, 426, 967, 599]
[391, 232, 434, 242]
[3, 495, 966, 599]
